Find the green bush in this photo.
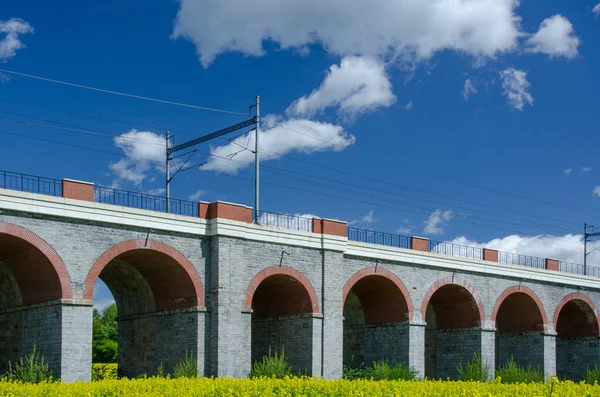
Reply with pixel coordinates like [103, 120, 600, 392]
[5, 343, 54, 383]
[586, 365, 600, 385]
[250, 347, 293, 379]
[173, 350, 198, 379]
[496, 357, 544, 384]
[91, 363, 118, 381]
[365, 360, 418, 381]
[457, 353, 491, 382]
[343, 359, 417, 381]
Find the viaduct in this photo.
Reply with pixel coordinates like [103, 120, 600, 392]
[0, 174, 599, 382]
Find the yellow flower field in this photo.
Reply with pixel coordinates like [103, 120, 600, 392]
[1, 377, 600, 397]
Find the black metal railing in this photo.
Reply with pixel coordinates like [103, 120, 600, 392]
[347, 227, 410, 249]
[560, 261, 600, 277]
[0, 170, 62, 197]
[94, 186, 197, 217]
[499, 252, 546, 269]
[429, 240, 483, 260]
[255, 211, 312, 232]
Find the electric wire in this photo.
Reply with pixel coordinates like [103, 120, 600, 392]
[0, 128, 578, 235]
[0, 68, 248, 116]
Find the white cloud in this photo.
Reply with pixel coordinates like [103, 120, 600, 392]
[593, 186, 600, 197]
[286, 56, 396, 119]
[396, 219, 414, 235]
[147, 188, 166, 196]
[348, 210, 376, 226]
[582, 166, 592, 174]
[563, 168, 572, 176]
[109, 129, 165, 186]
[172, 0, 522, 67]
[189, 189, 208, 201]
[525, 15, 580, 59]
[0, 18, 33, 61]
[404, 100, 413, 110]
[449, 234, 600, 265]
[424, 209, 453, 235]
[500, 67, 533, 111]
[201, 116, 354, 174]
[594, 3, 600, 18]
[463, 78, 478, 99]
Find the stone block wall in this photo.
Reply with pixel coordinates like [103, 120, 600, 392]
[364, 322, 410, 366]
[557, 338, 600, 381]
[155, 310, 207, 376]
[434, 328, 482, 380]
[251, 314, 317, 375]
[118, 315, 156, 378]
[497, 332, 544, 370]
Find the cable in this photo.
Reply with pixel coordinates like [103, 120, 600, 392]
[0, 128, 574, 234]
[1, 98, 581, 225]
[0, 68, 248, 116]
[276, 123, 580, 211]
[0, 116, 579, 231]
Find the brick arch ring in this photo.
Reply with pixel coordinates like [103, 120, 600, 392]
[491, 285, 548, 327]
[243, 265, 320, 313]
[553, 292, 600, 333]
[420, 276, 486, 323]
[83, 239, 205, 307]
[342, 267, 414, 320]
[0, 222, 73, 299]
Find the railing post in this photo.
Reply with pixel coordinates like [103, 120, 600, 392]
[410, 236, 429, 252]
[483, 249, 499, 262]
[545, 258, 559, 272]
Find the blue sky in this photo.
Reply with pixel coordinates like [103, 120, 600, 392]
[2, 1, 600, 307]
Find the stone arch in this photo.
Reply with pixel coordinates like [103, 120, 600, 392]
[0, 222, 73, 376]
[342, 267, 414, 322]
[342, 267, 414, 369]
[245, 265, 320, 376]
[492, 286, 548, 331]
[421, 276, 486, 380]
[553, 293, 600, 334]
[420, 276, 486, 327]
[492, 285, 548, 373]
[83, 239, 205, 377]
[0, 222, 72, 303]
[243, 265, 320, 314]
[84, 239, 205, 309]
[554, 293, 600, 381]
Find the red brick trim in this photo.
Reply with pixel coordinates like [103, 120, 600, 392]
[0, 222, 73, 299]
[312, 218, 322, 234]
[491, 285, 548, 326]
[243, 265, 320, 313]
[83, 239, 205, 307]
[420, 276, 486, 324]
[62, 179, 94, 202]
[198, 202, 209, 219]
[342, 267, 414, 320]
[545, 258, 559, 271]
[553, 292, 600, 332]
[483, 249, 498, 262]
[204, 201, 252, 222]
[410, 237, 429, 252]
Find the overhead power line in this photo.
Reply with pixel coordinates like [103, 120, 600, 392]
[0, 110, 579, 230]
[1, 96, 582, 223]
[0, 128, 578, 236]
[0, 68, 248, 116]
[277, 123, 581, 212]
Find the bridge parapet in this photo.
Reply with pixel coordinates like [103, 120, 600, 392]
[1, 169, 600, 281]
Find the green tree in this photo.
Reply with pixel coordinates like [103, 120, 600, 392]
[92, 303, 118, 363]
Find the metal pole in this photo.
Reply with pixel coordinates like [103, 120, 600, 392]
[254, 95, 260, 224]
[584, 222, 588, 276]
[166, 130, 170, 213]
